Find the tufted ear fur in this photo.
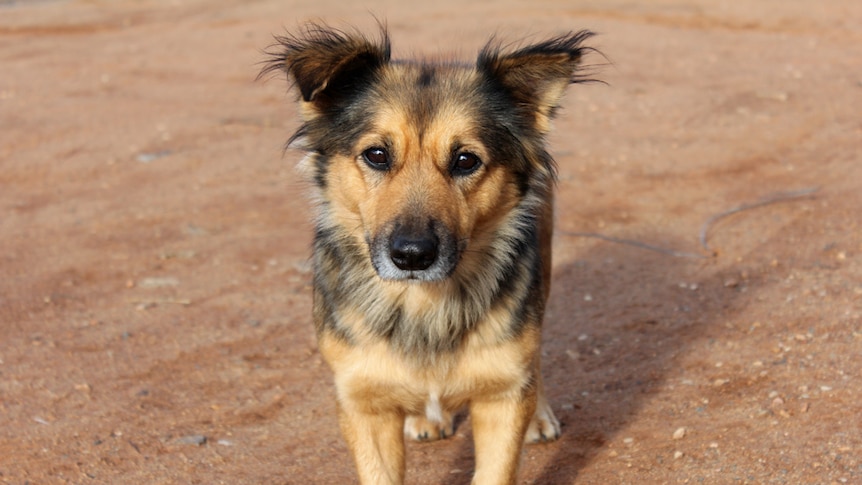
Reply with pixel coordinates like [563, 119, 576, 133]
[260, 24, 391, 120]
[478, 31, 595, 134]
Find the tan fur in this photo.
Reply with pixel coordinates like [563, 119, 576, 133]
[328, 100, 520, 259]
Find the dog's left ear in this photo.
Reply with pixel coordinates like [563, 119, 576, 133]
[261, 24, 391, 120]
[478, 31, 594, 133]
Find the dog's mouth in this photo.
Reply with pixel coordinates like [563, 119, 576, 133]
[368, 219, 461, 282]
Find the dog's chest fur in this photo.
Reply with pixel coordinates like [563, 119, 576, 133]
[319, 320, 540, 415]
[312, 195, 546, 360]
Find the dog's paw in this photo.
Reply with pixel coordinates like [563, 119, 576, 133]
[524, 401, 561, 444]
[404, 413, 456, 442]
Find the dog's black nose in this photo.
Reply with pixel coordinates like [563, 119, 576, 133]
[390, 233, 439, 271]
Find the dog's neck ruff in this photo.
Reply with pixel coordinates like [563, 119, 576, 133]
[313, 181, 549, 361]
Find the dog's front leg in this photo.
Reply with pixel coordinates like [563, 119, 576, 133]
[469, 386, 537, 485]
[338, 402, 406, 485]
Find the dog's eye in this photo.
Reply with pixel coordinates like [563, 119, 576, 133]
[451, 152, 482, 176]
[362, 147, 390, 171]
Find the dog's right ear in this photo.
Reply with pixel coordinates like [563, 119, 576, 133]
[260, 24, 391, 119]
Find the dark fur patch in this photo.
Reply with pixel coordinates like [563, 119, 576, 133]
[417, 65, 435, 87]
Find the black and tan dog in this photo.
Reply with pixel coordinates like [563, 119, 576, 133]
[262, 24, 594, 485]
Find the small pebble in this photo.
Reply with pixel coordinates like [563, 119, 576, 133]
[176, 435, 207, 446]
[135, 150, 172, 163]
[673, 451, 684, 460]
[672, 427, 686, 440]
[757, 91, 789, 102]
[138, 277, 179, 288]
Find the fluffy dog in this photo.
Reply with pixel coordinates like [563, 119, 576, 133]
[262, 24, 594, 485]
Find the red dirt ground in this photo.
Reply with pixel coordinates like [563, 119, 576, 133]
[2, 1, 861, 483]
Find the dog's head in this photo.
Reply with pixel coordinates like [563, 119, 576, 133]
[263, 25, 593, 282]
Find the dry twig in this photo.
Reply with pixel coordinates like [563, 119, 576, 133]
[562, 187, 819, 258]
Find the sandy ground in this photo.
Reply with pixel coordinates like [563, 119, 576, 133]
[1, 1, 861, 483]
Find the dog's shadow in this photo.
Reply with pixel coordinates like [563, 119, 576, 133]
[440, 234, 734, 484]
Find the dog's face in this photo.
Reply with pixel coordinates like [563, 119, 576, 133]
[319, 65, 532, 282]
[263, 27, 591, 282]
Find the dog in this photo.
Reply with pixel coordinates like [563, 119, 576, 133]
[262, 24, 594, 485]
